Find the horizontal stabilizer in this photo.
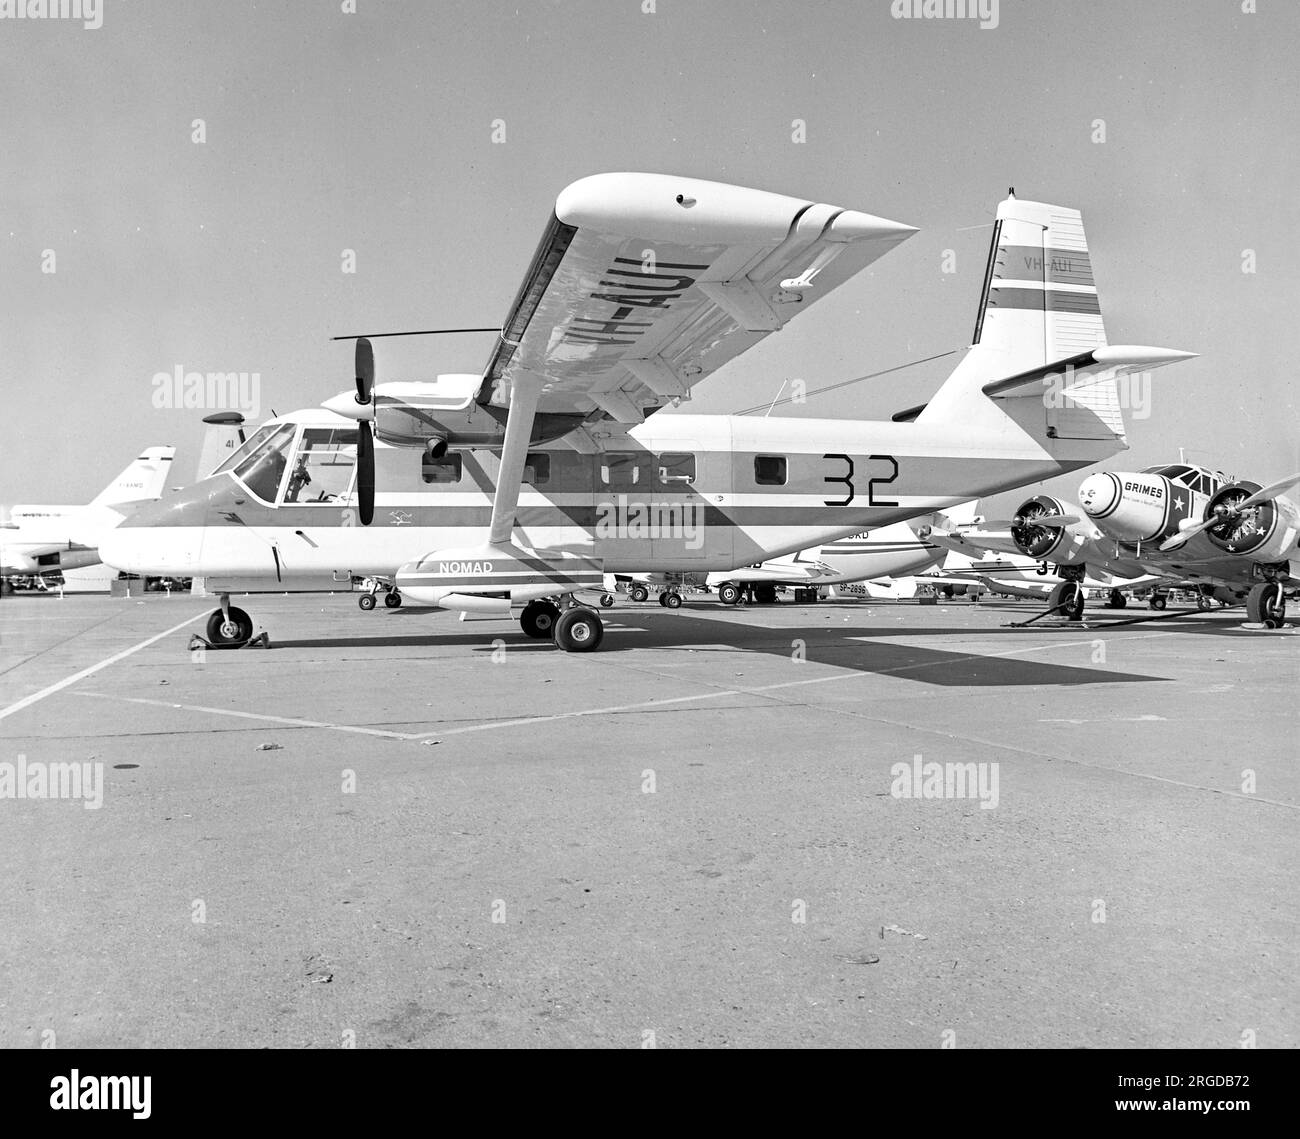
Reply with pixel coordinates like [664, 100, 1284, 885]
[982, 345, 1198, 400]
[893, 345, 1196, 423]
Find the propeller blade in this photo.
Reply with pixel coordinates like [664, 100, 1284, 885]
[354, 337, 375, 406]
[1026, 512, 1080, 528]
[1234, 472, 1300, 512]
[356, 422, 375, 526]
[1160, 516, 1216, 551]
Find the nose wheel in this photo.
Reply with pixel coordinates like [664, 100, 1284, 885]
[206, 606, 254, 646]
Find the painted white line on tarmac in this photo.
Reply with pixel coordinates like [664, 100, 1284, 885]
[75, 692, 427, 741]
[427, 634, 1165, 738]
[0, 612, 206, 724]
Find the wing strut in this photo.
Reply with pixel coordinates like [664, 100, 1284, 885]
[487, 372, 545, 547]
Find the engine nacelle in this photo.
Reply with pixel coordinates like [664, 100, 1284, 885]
[1203, 481, 1300, 564]
[1010, 495, 1071, 561]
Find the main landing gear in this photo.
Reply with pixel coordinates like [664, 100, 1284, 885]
[1246, 580, 1287, 629]
[1046, 575, 1086, 622]
[357, 577, 402, 611]
[519, 598, 604, 652]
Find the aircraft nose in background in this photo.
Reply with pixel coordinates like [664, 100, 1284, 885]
[1078, 472, 1121, 519]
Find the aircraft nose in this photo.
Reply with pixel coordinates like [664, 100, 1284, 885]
[1078, 473, 1121, 518]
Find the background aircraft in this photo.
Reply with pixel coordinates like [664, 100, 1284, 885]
[928, 461, 1299, 625]
[0, 446, 176, 587]
[609, 504, 977, 607]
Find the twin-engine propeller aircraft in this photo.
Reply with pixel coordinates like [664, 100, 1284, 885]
[1, 446, 176, 585]
[99, 173, 1194, 651]
[1075, 463, 1300, 625]
[931, 462, 1300, 625]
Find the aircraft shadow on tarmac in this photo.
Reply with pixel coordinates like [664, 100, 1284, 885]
[273, 605, 1176, 687]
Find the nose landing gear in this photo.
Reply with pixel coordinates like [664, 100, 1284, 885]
[189, 594, 270, 651]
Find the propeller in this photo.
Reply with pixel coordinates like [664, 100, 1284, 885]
[353, 337, 375, 526]
[986, 513, 1080, 530]
[1160, 472, 1300, 552]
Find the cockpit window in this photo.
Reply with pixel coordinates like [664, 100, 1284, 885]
[1141, 463, 1199, 485]
[232, 423, 296, 504]
[213, 425, 276, 476]
[284, 428, 358, 504]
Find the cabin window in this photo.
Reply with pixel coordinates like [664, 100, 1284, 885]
[657, 452, 696, 485]
[600, 452, 643, 488]
[283, 428, 358, 504]
[422, 453, 463, 484]
[523, 453, 551, 486]
[754, 455, 787, 486]
[232, 423, 297, 504]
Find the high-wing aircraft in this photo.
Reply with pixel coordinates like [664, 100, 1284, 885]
[931, 461, 1299, 626]
[1, 446, 176, 584]
[99, 173, 1194, 651]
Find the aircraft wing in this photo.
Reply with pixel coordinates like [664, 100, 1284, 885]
[480, 172, 917, 546]
[927, 526, 1023, 558]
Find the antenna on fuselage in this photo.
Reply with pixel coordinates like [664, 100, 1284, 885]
[330, 327, 499, 341]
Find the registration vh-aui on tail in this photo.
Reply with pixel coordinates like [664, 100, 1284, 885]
[99, 173, 1195, 651]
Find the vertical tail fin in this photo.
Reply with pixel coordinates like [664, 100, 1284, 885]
[90, 446, 176, 506]
[971, 193, 1105, 371]
[195, 411, 248, 481]
[917, 194, 1119, 436]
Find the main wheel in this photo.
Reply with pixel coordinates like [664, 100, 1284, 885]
[520, 600, 561, 639]
[1047, 581, 1084, 621]
[1196, 593, 1212, 612]
[384, 591, 402, 608]
[629, 584, 649, 603]
[718, 583, 741, 606]
[358, 593, 377, 611]
[206, 606, 254, 647]
[599, 593, 615, 608]
[553, 607, 604, 652]
[1246, 582, 1285, 628]
[1148, 593, 1167, 611]
[662, 591, 682, 609]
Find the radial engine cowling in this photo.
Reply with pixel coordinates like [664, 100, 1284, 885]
[1203, 481, 1299, 561]
[1009, 495, 1071, 561]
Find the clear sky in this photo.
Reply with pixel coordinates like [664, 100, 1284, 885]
[3, 0, 1296, 520]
